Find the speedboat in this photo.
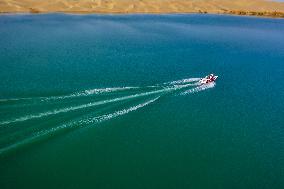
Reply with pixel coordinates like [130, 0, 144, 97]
[199, 74, 218, 84]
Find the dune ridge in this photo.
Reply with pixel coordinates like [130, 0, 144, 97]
[0, 0, 284, 18]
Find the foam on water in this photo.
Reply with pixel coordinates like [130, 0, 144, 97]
[0, 86, 139, 102]
[77, 97, 160, 125]
[42, 87, 141, 101]
[0, 80, 199, 126]
[180, 82, 216, 95]
[165, 78, 201, 85]
[0, 88, 163, 126]
[0, 97, 160, 155]
[0, 77, 217, 155]
[0, 77, 200, 102]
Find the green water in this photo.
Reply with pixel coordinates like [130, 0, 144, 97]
[0, 14, 284, 188]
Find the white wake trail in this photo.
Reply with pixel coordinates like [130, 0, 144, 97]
[0, 88, 167, 126]
[48, 96, 160, 132]
[180, 82, 216, 95]
[0, 92, 157, 126]
[165, 78, 201, 85]
[0, 86, 139, 102]
[41, 87, 139, 101]
[0, 77, 200, 102]
[0, 97, 160, 155]
[0, 82, 195, 126]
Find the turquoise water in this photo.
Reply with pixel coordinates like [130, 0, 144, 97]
[0, 14, 284, 188]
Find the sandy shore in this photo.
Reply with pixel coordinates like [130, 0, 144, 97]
[0, 0, 284, 18]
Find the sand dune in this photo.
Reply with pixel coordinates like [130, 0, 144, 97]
[0, 0, 284, 17]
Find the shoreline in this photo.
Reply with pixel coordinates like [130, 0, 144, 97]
[1, 0, 284, 19]
[0, 11, 284, 19]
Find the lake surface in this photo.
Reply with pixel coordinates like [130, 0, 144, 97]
[0, 14, 284, 189]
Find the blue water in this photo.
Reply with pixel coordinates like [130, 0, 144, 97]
[0, 14, 284, 189]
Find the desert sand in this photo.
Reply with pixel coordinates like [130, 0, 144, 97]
[0, 0, 284, 17]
